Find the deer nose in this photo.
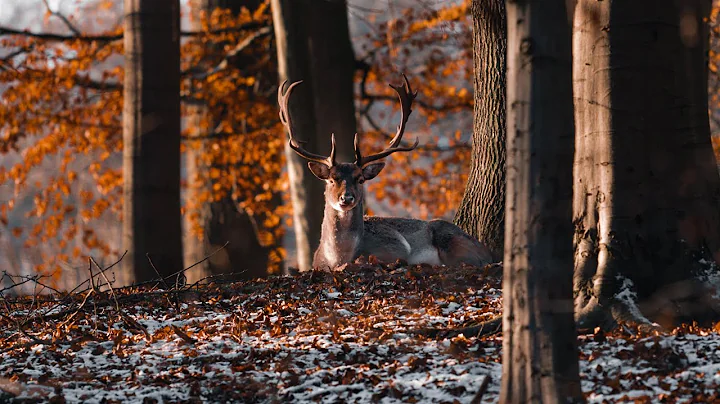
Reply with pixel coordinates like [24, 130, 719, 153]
[340, 194, 355, 204]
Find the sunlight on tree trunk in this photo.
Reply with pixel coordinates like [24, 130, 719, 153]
[572, 0, 720, 330]
[123, 0, 183, 284]
[454, 0, 506, 262]
[500, 0, 582, 402]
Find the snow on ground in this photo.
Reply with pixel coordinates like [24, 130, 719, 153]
[0, 261, 719, 403]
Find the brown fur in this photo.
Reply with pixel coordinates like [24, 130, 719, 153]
[310, 163, 494, 269]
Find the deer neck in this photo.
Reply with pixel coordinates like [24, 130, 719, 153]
[319, 197, 364, 267]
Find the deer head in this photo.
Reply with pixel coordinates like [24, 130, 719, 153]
[278, 75, 419, 213]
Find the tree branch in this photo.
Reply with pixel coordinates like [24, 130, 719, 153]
[41, 0, 81, 36]
[0, 21, 268, 43]
[184, 26, 272, 79]
[0, 27, 122, 42]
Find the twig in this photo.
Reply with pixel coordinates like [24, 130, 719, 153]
[174, 241, 230, 278]
[129, 241, 231, 289]
[90, 257, 119, 311]
[172, 325, 197, 344]
[185, 271, 248, 290]
[470, 375, 491, 404]
[41, 0, 81, 36]
[56, 289, 93, 330]
[121, 313, 151, 342]
[66, 251, 127, 297]
[87, 259, 99, 293]
[146, 254, 173, 291]
[186, 27, 272, 79]
[146, 254, 179, 309]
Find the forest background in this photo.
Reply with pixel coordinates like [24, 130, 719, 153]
[0, 0, 718, 291]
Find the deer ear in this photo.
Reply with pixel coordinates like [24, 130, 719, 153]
[361, 162, 385, 181]
[307, 162, 331, 180]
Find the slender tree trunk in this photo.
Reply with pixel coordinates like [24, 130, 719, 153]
[123, 0, 183, 284]
[500, 0, 582, 402]
[572, 0, 720, 329]
[272, 0, 356, 272]
[454, 0, 506, 262]
[183, 0, 268, 283]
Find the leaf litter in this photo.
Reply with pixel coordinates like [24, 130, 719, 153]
[0, 259, 719, 403]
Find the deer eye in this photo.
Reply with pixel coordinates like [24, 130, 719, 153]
[357, 177, 365, 184]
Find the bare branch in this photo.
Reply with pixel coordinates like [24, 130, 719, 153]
[0, 21, 268, 43]
[0, 26, 122, 42]
[186, 26, 272, 79]
[41, 0, 81, 36]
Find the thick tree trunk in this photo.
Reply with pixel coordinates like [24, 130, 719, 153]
[454, 0, 506, 262]
[123, 0, 183, 284]
[183, 0, 268, 283]
[500, 0, 582, 402]
[572, 0, 720, 329]
[272, 0, 356, 272]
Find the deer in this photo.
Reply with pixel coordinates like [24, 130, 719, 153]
[278, 74, 493, 270]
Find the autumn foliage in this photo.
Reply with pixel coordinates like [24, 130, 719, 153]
[1, 0, 719, 281]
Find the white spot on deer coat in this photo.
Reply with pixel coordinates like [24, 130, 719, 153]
[408, 247, 441, 266]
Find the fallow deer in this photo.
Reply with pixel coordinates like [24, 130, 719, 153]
[278, 75, 493, 270]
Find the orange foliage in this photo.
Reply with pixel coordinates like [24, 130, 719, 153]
[356, 2, 474, 219]
[0, 1, 478, 279]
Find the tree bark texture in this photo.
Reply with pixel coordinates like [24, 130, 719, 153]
[272, 0, 356, 272]
[572, 0, 720, 329]
[454, 0, 507, 262]
[183, 0, 268, 283]
[123, 0, 184, 284]
[500, 0, 583, 402]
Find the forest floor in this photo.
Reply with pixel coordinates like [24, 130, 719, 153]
[0, 260, 719, 403]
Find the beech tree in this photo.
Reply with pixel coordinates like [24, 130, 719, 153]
[123, 0, 183, 284]
[500, 0, 582, 401]
[454, 0, 506, 262]
[572, 0, 720, 329]
[272, 0, 356, 272]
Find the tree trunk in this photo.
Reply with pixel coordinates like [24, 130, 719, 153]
[272, 0, 356, 272]
[123, 0, 183, 284]
[272, 0, 321, 273]
[183, 0, 268, 283]
[572, 0, 720, 329]
[304, 0, 357, 165]
[500, 0, 582, 402]
[454, 0, 506, 262]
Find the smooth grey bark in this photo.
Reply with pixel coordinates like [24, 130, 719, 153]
[272, 0, 356, 272]
[123, 0, 183, 284]
[572, 0, 720, 329]
[454, 0, 506, 262]
[183, 0, 268, 283]
[500, 0, 582, 402]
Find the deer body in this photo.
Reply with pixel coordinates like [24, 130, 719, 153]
[279, 75, 493, 270]
[313, 178, 492, 269]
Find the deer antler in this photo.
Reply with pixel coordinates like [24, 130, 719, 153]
[355, 74, 419, 167]
[278, 80, 336, 166]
